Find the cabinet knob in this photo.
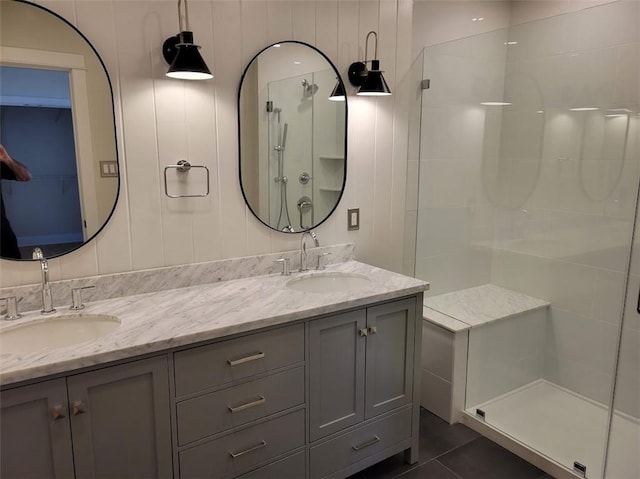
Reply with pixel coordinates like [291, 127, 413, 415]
[359, 328, 368, 337]
[72, 400, 86, 416]
[368, 325, 377, 335]
[51, 404, 66, 420]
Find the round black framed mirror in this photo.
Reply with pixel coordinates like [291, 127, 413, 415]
[0, 0, 119, 260]
[238, 41, 347, 233]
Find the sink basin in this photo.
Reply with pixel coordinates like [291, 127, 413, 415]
[286, 272, 371, 294]
[0, 314, 120, 355]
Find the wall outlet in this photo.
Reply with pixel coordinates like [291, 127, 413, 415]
[348, 208, 360, 231]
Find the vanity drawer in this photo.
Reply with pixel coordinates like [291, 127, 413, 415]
[236, 450, 305, 479]
[309, 407, 412, 479]
[176, 366, 305, 445]
[174, 323, 304, 396]
[178, 409, 305, 479]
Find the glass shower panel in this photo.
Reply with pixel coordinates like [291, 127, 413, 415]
[415, 29, 507, 296]
[415, 2, 639, 477]
[605, 118, 640, 479]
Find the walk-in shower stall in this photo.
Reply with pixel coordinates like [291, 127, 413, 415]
[409, 2, 639, 477]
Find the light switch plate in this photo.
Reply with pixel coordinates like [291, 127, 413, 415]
[347, 208, 360, 230]
[99, 161, 118, 178]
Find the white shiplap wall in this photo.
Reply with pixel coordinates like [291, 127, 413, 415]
[0, 0, 413, 287]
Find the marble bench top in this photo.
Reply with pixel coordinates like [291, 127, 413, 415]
[0, 261, 428, 386]
[424, 284, 550, 331]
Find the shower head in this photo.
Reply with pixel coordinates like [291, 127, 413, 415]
[302, 79, 319, 97]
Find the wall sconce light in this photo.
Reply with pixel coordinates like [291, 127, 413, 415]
[348, 31, 391, 96]
[162, 0, 213, 80]
[328, 80, 346, 101]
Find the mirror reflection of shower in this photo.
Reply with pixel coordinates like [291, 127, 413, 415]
[267, 101, 294, 232]
[261, 68, 345, 232]
[302, 79, 319, 100]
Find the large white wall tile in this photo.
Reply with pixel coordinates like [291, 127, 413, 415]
[467, 309, 547, 407]
[412, 0, 511, 57]
[548, 261, 597, 317]
[568, 0, 639, 53]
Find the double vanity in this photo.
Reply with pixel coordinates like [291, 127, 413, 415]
[0, 4, 423, 478]
[0, 249, 428, 479]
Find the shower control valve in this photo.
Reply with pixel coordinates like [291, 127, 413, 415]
[299, 172, 312, 184]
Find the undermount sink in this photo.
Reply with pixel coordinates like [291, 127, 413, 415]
[0, 314, 120, 356]
[286, 272, 371, 294]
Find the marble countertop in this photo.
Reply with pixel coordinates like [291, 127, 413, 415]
[0, 261, 428, 386]
[424, 284, 549, 327]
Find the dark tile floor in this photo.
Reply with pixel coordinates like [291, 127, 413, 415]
[350, 408, 554, 479]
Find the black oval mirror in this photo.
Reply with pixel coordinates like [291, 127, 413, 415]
[238, 41, 347, 233]
[0, 0, 119, 260]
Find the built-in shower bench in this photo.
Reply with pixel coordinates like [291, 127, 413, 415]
[420, 284, 550, 424]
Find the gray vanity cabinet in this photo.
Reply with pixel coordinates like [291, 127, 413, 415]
[309, 309, 367, 441]
[309, 298, 416, 441]
[0, 356, 172, 479]
[0, 378, 75, 479]
[0, 293, 422, 479]
[174, 323, 306, 479]
[364, 299, 416, 418]
[67, 356, 173, 478]
[309, 297, 418, 478]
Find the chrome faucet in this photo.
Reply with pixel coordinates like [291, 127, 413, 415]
[300, 230, 319, 271]
[32, 247, 56, 314]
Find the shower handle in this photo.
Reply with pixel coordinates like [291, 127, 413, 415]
[299, 172, 312, 184]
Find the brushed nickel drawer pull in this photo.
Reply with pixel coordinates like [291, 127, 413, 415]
[229, 440, 267, 458]
[229, 396, 267, 413]
[227, 352, 265, 366]
[352, 435, 380, 451]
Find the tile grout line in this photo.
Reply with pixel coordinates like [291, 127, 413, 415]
[420, 435, 482, 464]
[387, 463, 421, 479]
[435, 459, 464, 479]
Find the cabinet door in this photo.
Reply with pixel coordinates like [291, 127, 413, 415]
[365, 298, 416, 419]
[67, 356, 173, 479]
[309, 309, 366, 441]
[0, 378, 75, 479]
